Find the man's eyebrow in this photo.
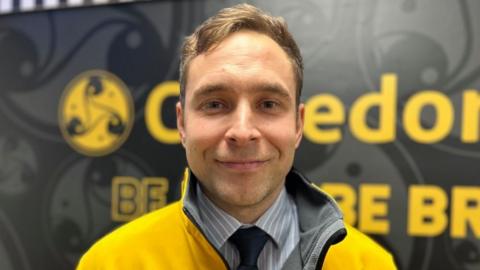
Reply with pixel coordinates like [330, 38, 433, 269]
[191, 82, 292, 100]
[256, 83, 291, 99]
[191, 84, 230, 100]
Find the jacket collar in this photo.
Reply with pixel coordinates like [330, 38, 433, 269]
[284, 168, 346, 269]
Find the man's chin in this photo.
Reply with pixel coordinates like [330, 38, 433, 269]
[218, 189, 272, 209]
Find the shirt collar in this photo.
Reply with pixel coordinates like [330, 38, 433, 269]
[196, 184, 240, 248]
[254, 188, 292, 247]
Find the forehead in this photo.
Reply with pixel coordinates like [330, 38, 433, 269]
[185, 30, 295, 99]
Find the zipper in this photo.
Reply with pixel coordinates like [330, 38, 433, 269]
[314, 228, 347, 270]
[182, 207, 232, 270]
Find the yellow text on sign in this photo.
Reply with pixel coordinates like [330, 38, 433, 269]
[320, 183, 480, 238]
[145, 81, 181, 144]
[320, 183, 391, 234]
[408, 185, 480, 238]
[111, 176, 169, 222]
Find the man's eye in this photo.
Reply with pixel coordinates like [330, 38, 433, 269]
[260, 100, 279, 110]
[202, 101, 226, 110]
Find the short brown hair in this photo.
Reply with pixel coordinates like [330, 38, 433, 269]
[179, 3, 303, 106]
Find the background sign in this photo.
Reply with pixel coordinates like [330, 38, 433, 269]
[0, 1, 479, 270]
[0, 0, 146, 15]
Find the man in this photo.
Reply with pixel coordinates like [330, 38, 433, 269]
[77, 4, 397, 270]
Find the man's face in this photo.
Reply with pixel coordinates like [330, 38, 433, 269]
[177, 30, 304, 214]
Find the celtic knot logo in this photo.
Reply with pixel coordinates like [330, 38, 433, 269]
[59, 70, 134, 156]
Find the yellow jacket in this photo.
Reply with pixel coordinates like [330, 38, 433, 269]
[77, 169, 397, 270]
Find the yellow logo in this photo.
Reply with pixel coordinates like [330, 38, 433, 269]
[59, 70, 134, 156]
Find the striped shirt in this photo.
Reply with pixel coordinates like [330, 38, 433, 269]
[196, 184, 299, 270]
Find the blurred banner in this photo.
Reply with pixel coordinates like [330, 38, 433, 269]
[0, 0, 146, 15]
[0, 1, 479, 270]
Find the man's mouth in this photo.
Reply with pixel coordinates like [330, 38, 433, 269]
[216, 159, 268, 170]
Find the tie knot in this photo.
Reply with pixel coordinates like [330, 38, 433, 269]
[229, 226, 269, 269]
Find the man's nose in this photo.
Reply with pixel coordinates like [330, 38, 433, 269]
[225, 102, 261, 145]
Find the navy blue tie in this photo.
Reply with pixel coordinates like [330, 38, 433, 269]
[229, 226, 269, 270]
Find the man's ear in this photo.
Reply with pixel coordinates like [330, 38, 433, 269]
[176, 101, 186, 147]
[295, 103, 305, 148]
